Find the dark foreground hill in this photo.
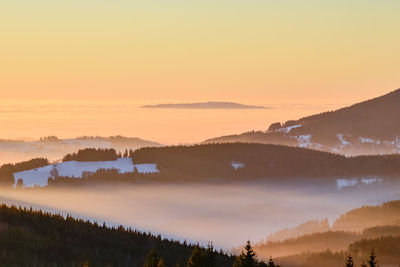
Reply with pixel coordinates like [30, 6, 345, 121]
[205, 89, 400, 156]
[0, 204, 233, 266]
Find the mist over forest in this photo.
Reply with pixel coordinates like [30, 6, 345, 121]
[2, 179, 400, 250]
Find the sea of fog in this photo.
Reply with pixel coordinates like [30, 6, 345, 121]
[1, 180, 400, 250]
[0, 99, 343, 145]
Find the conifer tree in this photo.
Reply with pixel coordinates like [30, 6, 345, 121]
[367, 250, 378, 267]
[267, 257, 280, 267]
[205, 242, 217, 267]
[234, 241, 258, 267]
[345, 255, 354, 267]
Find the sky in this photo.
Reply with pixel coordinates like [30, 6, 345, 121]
[1, 1, 399, 102]
[0, 1, 399, 142]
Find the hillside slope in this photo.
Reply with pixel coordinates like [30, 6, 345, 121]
[0, 204, 233, 266]
[205, 89, 400, 155]
[255, 201, 400, 266]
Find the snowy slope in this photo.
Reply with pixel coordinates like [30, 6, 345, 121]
[13, 158, 159, 188]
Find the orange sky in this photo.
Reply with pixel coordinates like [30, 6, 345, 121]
[0, 1, 399, 142]
[1, 1, 399, 104]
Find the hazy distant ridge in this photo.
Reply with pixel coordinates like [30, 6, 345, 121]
[204, 88, 400, 155]
[142, 102, 267, 109]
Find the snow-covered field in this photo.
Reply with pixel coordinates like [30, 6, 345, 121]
[231, 162, 245, 170]
[13, 158, 159, 188]
[336, 177, 383, 190]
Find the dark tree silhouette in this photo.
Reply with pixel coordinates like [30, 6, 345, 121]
[15, 178, 23, 189]
[0, 204, 235, 266]
[345, 255, 354, 267]
[50, 166, 59, 178]
[187, 244, 217, 267]
[267, 257, 280, 267]
[367, 250, 378, 267]
[234, 241, 258, 267]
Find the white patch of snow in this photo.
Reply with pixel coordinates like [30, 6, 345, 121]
[13, 158, 159, 188]
[336, 178, 358, 190]
[359, 137, 382, 145]
[278, 124, 302, 134]
[297, 135, 312, 148]
[313, 143, 323, 150]
[231, 162, 245, 170]
[336, 177, 383, 190]
[337, 134, 350, 146]
[360, 137, 375, 144]
[360, 177, 383, 185]
[134, 164, 159, 174]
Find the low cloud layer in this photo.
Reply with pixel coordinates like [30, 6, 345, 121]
[1, 181, 400, 250]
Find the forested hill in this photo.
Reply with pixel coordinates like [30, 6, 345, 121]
[254, 200, 400, 266]
[0, 158, 49, 185]
[0, 204, 234, 266]
[0, 135, 162, 165]
[6, 143, 400, 187]
[281, 88, 400, 142]
[204, 89, 400, 155]
[131, 143, 400, 181]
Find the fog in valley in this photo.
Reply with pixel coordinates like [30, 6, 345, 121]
[1, 180, 400, 250]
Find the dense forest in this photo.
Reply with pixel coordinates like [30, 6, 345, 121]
[254, 201, 400, 266]
[0, 203, 395, 266]
[332, 200, 400, 232]
[264, 219, 331, 242]
[0, 158, 49, 185]
[132, 143, 400, 180]
[0, 204, 235, 267]
[47, 168, 158, 187]
[6, 143, 400, 188]
[62, 148, 119, 162]
[256, 231, 360, 258]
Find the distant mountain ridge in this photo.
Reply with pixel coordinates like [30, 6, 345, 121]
[142, 102, 267, 109]
[0, 135, 162, 165]
[204, 89, 400, 155]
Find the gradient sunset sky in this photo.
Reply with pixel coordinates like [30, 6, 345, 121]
[1, 0, 399, 104]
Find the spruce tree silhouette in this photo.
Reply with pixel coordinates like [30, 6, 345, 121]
[205, 242, 217, 267]
[345, 255, 354, 267]
[367, 250, 378, 267]
[267, 257, 280, 267]
[234, 241, 258, 267]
